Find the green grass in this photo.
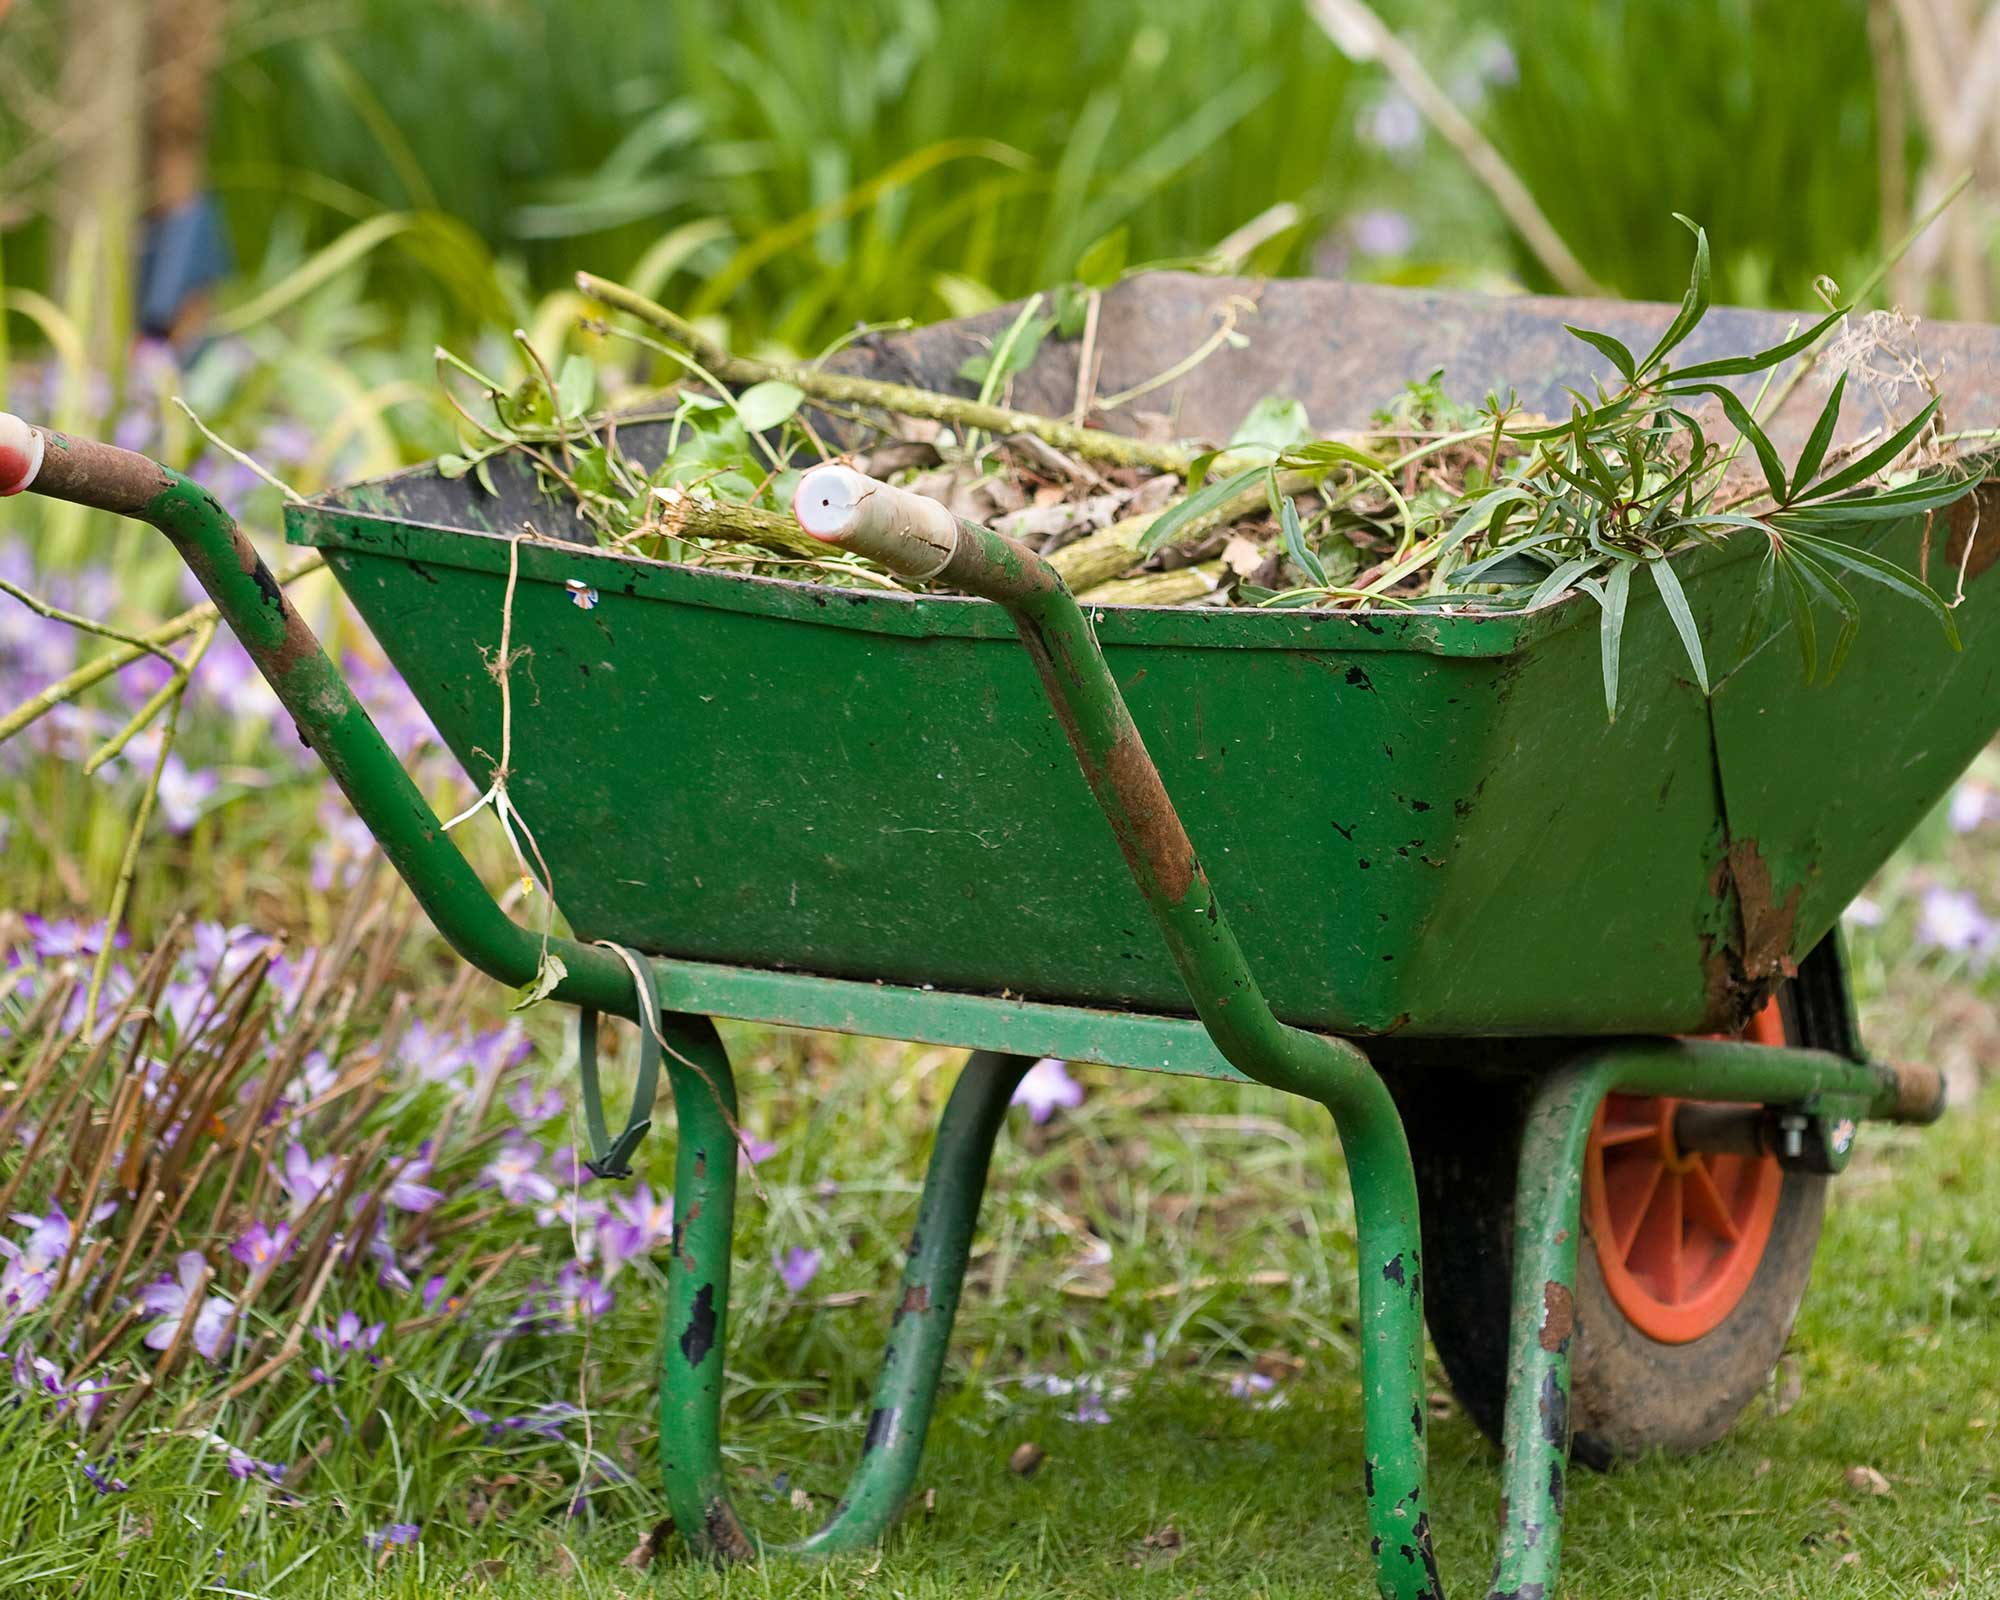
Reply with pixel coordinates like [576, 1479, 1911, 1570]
[4, 1038, 1996, 1598]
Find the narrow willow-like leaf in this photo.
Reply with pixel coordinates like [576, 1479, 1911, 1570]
[1788, 371, 1847, 494]
[1786, 531, 1962, 648]
[1794, 397, 1941, 501]
[1786, 549, 1861, 678]
[1739, 547, 1778, 658]
[1529, 554, 1597, 609]
[1597, 559, 1634, 719]
[1564, 324, 1638, 381]
[1136, 464, 1264, 555]
[1279, 490, 1328, 586]
[1638, 217, 1711, 376]
[1280, 438, 1387, 473]
[1665, 307, 1844, 382]
[1675, 382, 1787, 505]
[1776, 547, 1819, 682]
[1648, 556, 1710, 693]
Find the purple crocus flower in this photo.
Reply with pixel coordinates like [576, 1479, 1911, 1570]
[600, 1182, 673, 1279]
[466, 1401, 577, 1440]
[225, 1447, 287, 1483]
[421, 1276, 464, 1318]
[230, 1220, 294, 1273]
[364, 1522, 420, 1551]
[189, 923, 275, 987]
[775, 1246, 822, 1295]
[1228, 1371, 1277, 1401]
[739, 1135, 778, 1169]
[1916, 885, 1999, 963]
[386, 1148, 443, 1214]
[279, 1143, 339, 1219]
[80, 1453, 130, 1494]
[505, 1077, 565, 1126]
[1012, 1057, 1084, 1125]
[156, 753, 221, 834]
[309, 1310, 385, 1382]
[1843, 894, 1886, 928]
[555, 1262, 613, 1323]
[1065, 1391, 1112, 1425]
[1949, 781, 1993, 833]
[309, 793, 378, 893]
[138, 1252, 233, 1362]
[484, 1139, 559, 1207]
[1360, 89, 1422, 153]
[1349, 208, 1416, 258]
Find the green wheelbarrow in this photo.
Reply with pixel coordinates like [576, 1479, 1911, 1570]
[3, 273, 1992, 1599]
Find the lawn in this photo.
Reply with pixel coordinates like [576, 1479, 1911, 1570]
[0, 806, 1995, 1598]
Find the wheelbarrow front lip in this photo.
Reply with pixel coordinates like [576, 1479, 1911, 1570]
[285, 478, 1625, 660]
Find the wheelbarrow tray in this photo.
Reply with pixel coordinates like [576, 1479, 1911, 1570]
[285, 274, 2000, 1036]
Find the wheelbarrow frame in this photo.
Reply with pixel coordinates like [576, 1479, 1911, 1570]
[1, 420, 1944, 1600]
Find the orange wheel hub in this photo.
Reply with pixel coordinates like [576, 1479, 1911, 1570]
[1582, 1000, 1787, 1344]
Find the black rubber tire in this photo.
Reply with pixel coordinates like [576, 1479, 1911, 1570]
[1394, 952, 1846, 1470]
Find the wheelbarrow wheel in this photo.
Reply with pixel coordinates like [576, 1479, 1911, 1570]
[1398, 950, 1846, 1470]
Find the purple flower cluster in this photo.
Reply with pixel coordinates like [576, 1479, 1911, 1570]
[309, 1310, 386, 1384]
[138, 1252, 234, 1363]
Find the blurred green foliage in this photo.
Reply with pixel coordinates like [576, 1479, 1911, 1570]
[0, 0, 1907, 360]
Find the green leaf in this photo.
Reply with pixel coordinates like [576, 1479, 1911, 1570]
[1785, 550, 1860, 678]
[1446, 550, 1551, 587]
[1596, 560, 1634, 720]
[1788, 371, 1847, 495]
[1739, 548, 1778, 659]
[1664, 307, 1844, 382]
[1770, 477, 1975, 527]
[1054, 283, 1091, 339]
[512, 949, 568, 1011]
[1564, 324, 1638, 381]
[1529, 554, 1597, 608]
[958, 295, 1052, 391]
[1278, 492, 1328, 586]
[1279, 438, 1386, 473]
[734, 379, 806, 432]
[1230, 394, 1311, 453]
[437, 452, 473, 480]
[1637, 217, 1711, 377]
[1137, 465, 1264, 556]
[1075, 225, 1130, 290]
[1648, 556, 1710, 693]
[1775, 548, 1819, 682]
[1785, 531, 1962, 649]
[1504, 391, 1640, 441]
[556, 353, 596, 420]
[1792, 397, 1942, 501]
[1675, 383, 1787, 506]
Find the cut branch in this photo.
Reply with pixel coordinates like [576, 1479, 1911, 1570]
[577, 273, 1200, 477]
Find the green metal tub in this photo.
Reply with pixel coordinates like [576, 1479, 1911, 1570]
[298, 273, 2000, 1038]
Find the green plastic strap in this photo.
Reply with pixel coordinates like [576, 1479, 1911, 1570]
[577, 944, 664, 1181]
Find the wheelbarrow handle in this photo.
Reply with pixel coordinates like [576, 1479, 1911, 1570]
[0, 414, 640, 1021]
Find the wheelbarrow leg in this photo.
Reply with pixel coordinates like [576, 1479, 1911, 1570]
[654, 1012, 1030, 1559]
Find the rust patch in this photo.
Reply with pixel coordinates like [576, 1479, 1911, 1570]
[1538, 1281, 1575, 1353]
[703, 1499, 756, 1563]
[1103, 729, 1196, 901]
[1725, 837, 1802, 984]
[899, 1283, 931, 1315]
[1945, 480, 2000, 587]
